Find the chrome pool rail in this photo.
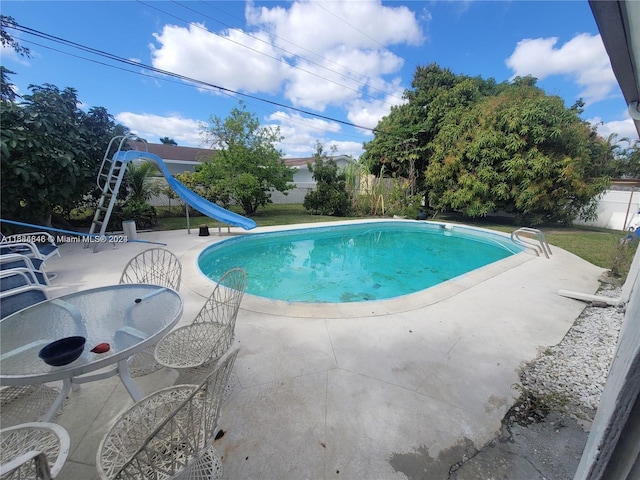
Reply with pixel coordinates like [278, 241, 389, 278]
[511, 227, 552, 258]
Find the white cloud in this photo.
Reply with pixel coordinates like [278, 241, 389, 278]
[150, 23, 290, 94]
[505, 33, 617, 104]
[246, 0, 419, 110]
[588, 114, 640, 142]
[326, 140, 364, 159]
[115, 112, 204, 146]
[267, 111, 341, 134]
[148, 1, 420, 112]
[1, 42, 33, 66]
[246, 0, 423, 55]
[265, 111, 364, 158]
[282, 47, 405, 110]
[347, 81, 406, 132]
[265, 111, 340, 157]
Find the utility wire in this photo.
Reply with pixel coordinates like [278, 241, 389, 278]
[7, 22, 379, 133]
[20, 37, 367, 142]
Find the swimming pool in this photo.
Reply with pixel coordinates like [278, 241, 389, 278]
[198, 220, 524, 304]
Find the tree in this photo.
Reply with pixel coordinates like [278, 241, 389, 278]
[303, 142, 351, 216]
[194, 102, 294, 215]
[109, 160, 160, 229]
[159, 137, 177, 145]
[622, 141, 640, 178]
[361, 64, 504, 181]
[1, 16, 30, 102]
[1, 82, 123, 224]
[424, 83, 609, 224]
[1, 15, 31, 58]
[588, 133, 640, 179]
[362, 63, 610, 225]
[1, 66, 19, 102]
[125, 161, 160, 203]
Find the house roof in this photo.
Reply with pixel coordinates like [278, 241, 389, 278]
[129, 141, 214, 164]
[128, 142, 352, 167]
[589, 0, 640, 137]
[283, 155, 353, 168]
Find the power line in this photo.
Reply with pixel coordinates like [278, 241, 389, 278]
[19, 36, 367, 143]
[7, 21, 379, 134]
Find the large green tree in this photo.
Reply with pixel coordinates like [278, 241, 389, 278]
[362, 64, 504, 181]
[191, 102, 294, 215]
[1, 81, 123, 224]
[424, 83, 608, 224]
[362, 63, 611, 224]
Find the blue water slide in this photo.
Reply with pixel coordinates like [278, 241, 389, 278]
[115, 150, 257, 230]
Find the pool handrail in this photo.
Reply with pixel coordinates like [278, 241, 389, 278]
[511, 228, 552, 258]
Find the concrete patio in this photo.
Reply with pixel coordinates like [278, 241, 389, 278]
[9, 222, 604, 479]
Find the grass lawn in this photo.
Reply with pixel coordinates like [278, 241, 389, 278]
[155, 204, 638, 277]
[156, 204, 363, 230]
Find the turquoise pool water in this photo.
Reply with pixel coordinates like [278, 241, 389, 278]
[198, 221, 523, 303]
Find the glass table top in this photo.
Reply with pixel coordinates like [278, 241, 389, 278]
[0, 284, 183, 382]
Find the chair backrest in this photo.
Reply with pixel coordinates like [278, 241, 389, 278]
[98, 349, 239, 479]
[0, 285, 48, 319]
[194, 268, 246, 326]
[119, 248, 182, 291]
[0, 265, 48, 287]
[0, 422, 70, 480]
[0, 253, 44, 272]
[193, 268, 246, 354]
[0, 270, 34, 292]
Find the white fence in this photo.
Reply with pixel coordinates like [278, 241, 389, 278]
[574, 189, 640, 231]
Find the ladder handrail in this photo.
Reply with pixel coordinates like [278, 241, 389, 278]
[511, 236, 541, 257]
[511, 228, 552, 259]
[88, 135, 139, 251]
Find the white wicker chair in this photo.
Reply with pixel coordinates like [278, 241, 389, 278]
[119, 248, 182, 290]
[0, 422, 70, 480]
[96, 349, 239, 480]
[119, 248, 182, 376]
[0, 385, 62, 429]
[154, 268, 246, 385]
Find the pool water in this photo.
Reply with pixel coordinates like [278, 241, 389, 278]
[198, 221, 522, 303]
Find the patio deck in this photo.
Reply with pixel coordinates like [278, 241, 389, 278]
[5, 223, 604, 479]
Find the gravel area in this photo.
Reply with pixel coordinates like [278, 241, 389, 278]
[451, 283, 627, 479]
[517, 283, 625, 423]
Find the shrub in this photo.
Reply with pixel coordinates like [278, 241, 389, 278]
[109, 201, 157, 230]
[303, 146, 351, 217]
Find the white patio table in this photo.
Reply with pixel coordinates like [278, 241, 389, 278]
[0, 284, 183, 422]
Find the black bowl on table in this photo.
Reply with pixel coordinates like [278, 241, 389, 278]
[38, 336, 86, 366]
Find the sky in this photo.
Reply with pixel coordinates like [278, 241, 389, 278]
[1, 0, 638, 159]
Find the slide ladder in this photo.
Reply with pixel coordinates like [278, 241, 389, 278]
[87, 136, 131, 252]
[87, 136, 257, 252]
[511, 227, 552, 258]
